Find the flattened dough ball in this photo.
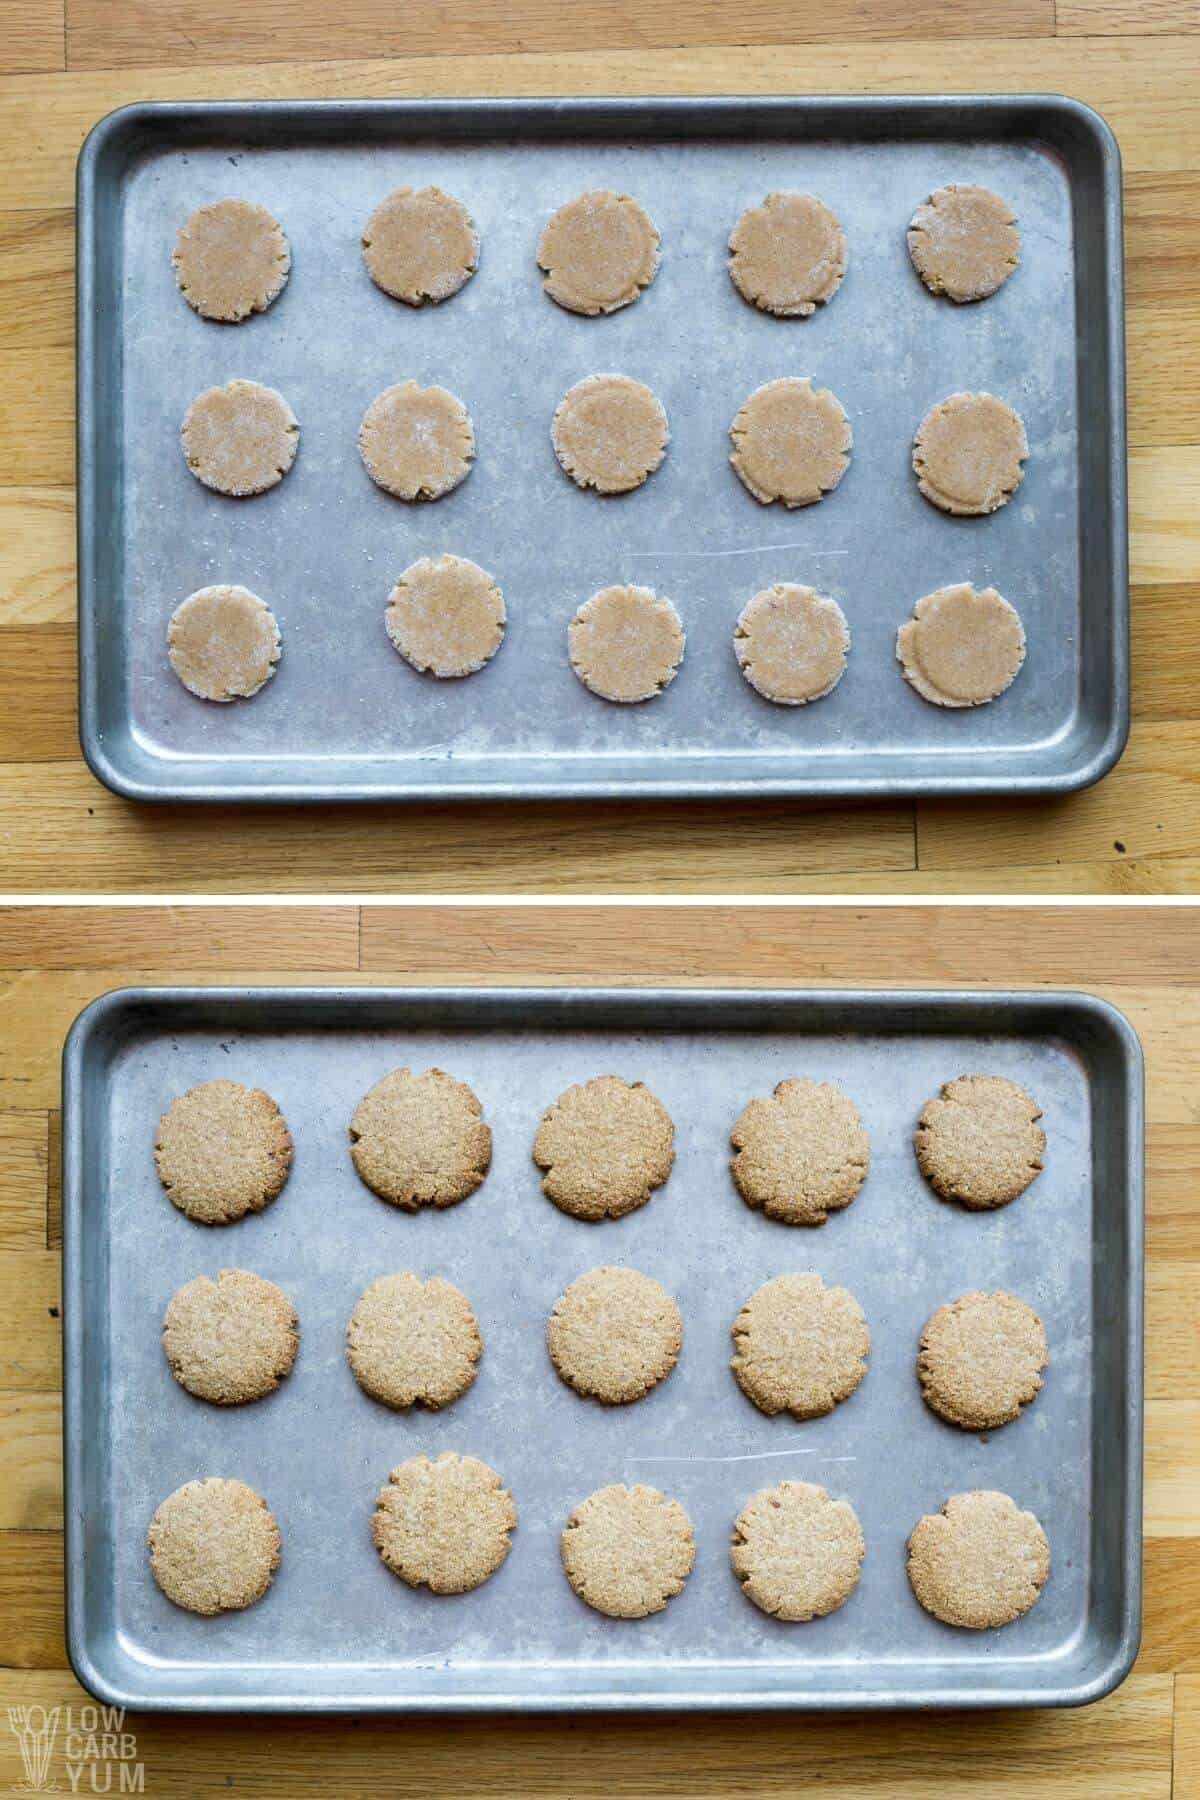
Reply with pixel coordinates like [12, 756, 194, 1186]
[561, 1484, 695, 1618]
[569, 585, 684, 702]
[533, 1074, 675, 1222]
[918, 1291, 1048, 1430]
[913, 391, 1027, 516]
[731, 1481, 865, 1621]
[729, 192, 847, 317]
[362, 185, 478, 305]
[915, 1074, 1045, 1211]
[349, 1066, 491, 1211]
[359, 380, 474, 501]
[547, 1265, 681, 1404]
[347, 1272, 482, 1410]
[154, 1079, 293, 1226]
[552, 373, 668, 495]
[897, 583, 1026, 708]
[908, 184, 1019, 304]
[385, 554, 505, 679]
[167, 584, 281, 702]
[907, 1490, 1050, 1629]
[148, 1478, 280, 1616]
[173, 198, 291, 323]
[732, 1272, 870, 1420]
[372, 1453, 516, 1594]
[730, 377, 851, 508]
[731, 1077, 868, 1225]
[162, 1269, 298, 1405]
[181, 379, 299, 497]
[538, 190, 660, 316]
[734, 584, 849, 705]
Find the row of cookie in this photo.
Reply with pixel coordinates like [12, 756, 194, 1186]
[154, 1071, 1046, 1228]
[166, 571, 1029, 712]
[148, 1465, 1050, 1634]
[174, 183, 1019, 326]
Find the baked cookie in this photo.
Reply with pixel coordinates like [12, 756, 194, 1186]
[547, 1265, 681, 1404]
[908, 184, 1019, 303]
[359, 381, 475, 501]
[561, 1484, 695, 1618]
[349, 1067, 491, 1211]
[731, 1481, 865, 1621]
[915, 1074, 1045, 1210]
[162, 1269, 298, 1405]
[730, 1078, 868, 1225]
[918, 1291, 1048, 1430]
[730, 377, 851, 508]
[568, 585, 684, 702]
[913, 392, 1027, 516]
[551, 374, 668, 495]
[537, 190, 660, 315]
[734, 584, 849, 705]
[896, 583, 1026, 708]
[181, 379, 299, 497]
[347, 1272, 482, 1410]
[385, 554, 505, 679]
[173, 198, 291, 323]
[907, 1490, 1050, 1628]
[732, 1272, 869, 1419]
[154, 1080, 293, 1226]
[533, 1075, 675, 1222]
[371, 1452, 516, 1593]
[362, 185, 478, 304]
[148, 1477, 280, 1615]
[728, 192, 847, 317]
[167, 585, 281, 702]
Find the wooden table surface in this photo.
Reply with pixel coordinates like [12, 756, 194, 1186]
[0, 1, 1198, 893]
[0, 901, 1195, 1796]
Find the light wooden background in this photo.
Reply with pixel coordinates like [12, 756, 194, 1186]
[0, 902, 1195, 1796]
[0, 1, 1198, 893]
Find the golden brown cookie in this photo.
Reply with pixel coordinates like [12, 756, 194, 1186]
[915, 1074, 1045, 1211]
[533, 1075, 675, 1222]
[734, 584, 849, 705]
[568, 585, 684, 702]
[537, 190, 660, 316]
[173, 198, 291, 323]
[181, 379, 299, 497]
[371, 1452, 516, 1594]
[547, 1265, 681, 1404]
[896, 583, 1026, 708]
[346, 1272, 482, 1410]
[349, 1067, 491, 1211]
[362, 185, 479, 305]
[162, 1269, 298, 1405]
[551, 374, 668, 495]
[908, 184, 1019, 304]
[731, 1481, 865, 1621]
[730, 1078, 868, 1225]
[918, 1291, 1048, 1430]
[385, 554, 505, 679]
[167, 584, 281, 702]
[732, 1272, 869, 1420]
[728, 192, 847, 317]
[154, 1080, 293, 1226]
[561, 1484, 695, 1618]
[148, 1477, 280, 1615]
[913, 392, 1027, 516]
[358, 381, 475, 501]
[730, 377, 851, 508]
[907, 1490, 1050, 1629]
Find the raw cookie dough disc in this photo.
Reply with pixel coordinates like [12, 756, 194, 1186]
[162, 1269, 298, 1405]
[362, 185, 479, 305]
[734, 584, 849, 705]
[349, 1067, 491, 1211]
[908, 184, 1019, 304]
[568, 585, 684, 702]
[371, 1452, 516, 1594]
[347, 1272, 482, 1410]
[561, 1484, 695, 1618]
[167, 584, 281, 702]
[730, 1078, 869, 1225]
[897, 583, 1026, 708]
[359, 381, 475, 501]
[181, 379, 299, 497]
[533, 1075, 675, 1222]
[547, 1265, 681, 1404]
[918, 1291, 1048, 1430]
[551, 374, 668, 495]
[172, 198, 291, 323]
[537, 190, 660, 316]
[913, 391, 1027, 515]
[732, 1272, 870, 1420]
[730, 377, 851, 508]
[728, 192, 847, 318]
[914, 1074, 1045, 1211]
[154, 1080, 293, 1226]
[731, 1481, 865, 1621]
[907, 1490, 1050, 1629]
[385, 554, 505, 679]
[148, 1478, 280, 1615]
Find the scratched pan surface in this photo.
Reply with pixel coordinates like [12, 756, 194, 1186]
[76, 97, 1126, 802]
[62, 988, 1142, 1711]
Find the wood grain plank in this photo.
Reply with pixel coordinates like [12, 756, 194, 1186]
[1146, 1264, 1200, 1398]
[1147, 1124, 1200, 1260]
[0, 490, 75, 625]
[0, 208, 73, 350]
[0, 627, 74, 760]
[0, 904, 361, 968]
[0, 1531, 64, 1668]
[1140, 1539, 1200, 1673]
[1127, 302, 1200, 450]
[46, 1110, 60, 1251]
[1058, 0, 1200, 33]
[1179, 1676, 1200, 1800]
[1130, 448, 1200, 587]
[0, 1114, 49, 1252]
[0, 1255, 61, 1390]
[1146, 1400, 1200, 1537]
[1125, 173, 1200, 307]
[0, 342, 72, 484]
[0, 2, 64, 76]
[0, 1393, 61, 1529]
[1133, 588, 1200, 722]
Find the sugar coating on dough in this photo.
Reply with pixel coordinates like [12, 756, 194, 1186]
[533, 1074, 675, 1222]
[731, 1481, 865, 1621]
[729, 192, 847, 317]
[359, 381, 475, 501]
[148, 1477, 280, 1615]
[349, 1066, 491, 1211]
[918, 1291, 1048, 1431]
[167, 585, 281, 702]
[730, 377, 851, 508]
[181, 379, 298, 497]
[372, 1452, 516, 1594]
[362, 185, 479, 305]
[537, 190, 660, 316]
[173, 198, 291, 324]
[385, 554, 505, 679]
[732, 1272, 870, 1420]
[552, 374, 668, 495]
[734, 584, 849, 705]
[561, 1484, 695, 1618]
[347, 1271, 482, 1410]
[907, 1490, 1050, 1629]
[154, 1080, 293, 1226]
[908, 184, 1019, 304]
[913, 391, 1027, 515]
[162, 1269, 298, 1405]
[547, 1265, 681, 1404]
[897, 583, 1026, 708]
[569, 585, 684, 703]
[915, 1074, 1045, 1211]
[731, 1078, 869, 1225]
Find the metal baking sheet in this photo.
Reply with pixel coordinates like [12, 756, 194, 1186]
[76, 96, 1127, 803]
[62, 986, 1142, 1712]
